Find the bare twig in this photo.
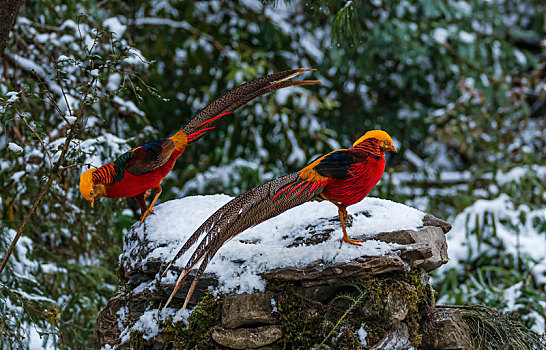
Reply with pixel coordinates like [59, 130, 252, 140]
[55, 320, 66, 350]
[0, 175, 56, 274]
[31, 72, 73, 126]
[59, 162, 91, 171]
[16, 108, 53, 167]
[53, 59, 74, 122]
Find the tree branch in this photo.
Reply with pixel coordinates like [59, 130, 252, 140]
[0, 77, 93, 275]
[0, 0, 23, 57]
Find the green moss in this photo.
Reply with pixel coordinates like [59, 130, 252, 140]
[162, 292, 222, 349]
[266, 270, 434, 349]
[129, 330, 145, 350]
[128, 292, 221, 349]
[114, 264, 129, 288]
[268, 282, 326, 349]
[358, 270, 434, 347]
[129, 270, 433, 349]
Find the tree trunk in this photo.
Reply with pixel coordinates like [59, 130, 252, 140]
[0, 0, 22, 57]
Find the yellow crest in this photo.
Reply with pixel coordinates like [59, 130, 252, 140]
[79, 168, 96, 203]
[353, 130, 394, 147]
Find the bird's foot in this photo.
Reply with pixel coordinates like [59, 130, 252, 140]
[340, 236, 364, 246]
[139, 208, 156, 226]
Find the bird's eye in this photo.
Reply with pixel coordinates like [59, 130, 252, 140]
[385, 141, 389, 146]
[90, 189, 95, 195]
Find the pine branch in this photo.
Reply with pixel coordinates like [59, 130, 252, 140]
[317, 282, 366, 348]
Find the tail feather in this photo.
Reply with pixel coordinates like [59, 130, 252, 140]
[162, 173, 326, 311]
[173, 245, 220, 321]
[182, 69, 319, 144]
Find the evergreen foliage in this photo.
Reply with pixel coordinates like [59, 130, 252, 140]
[0, 0, 544, 347]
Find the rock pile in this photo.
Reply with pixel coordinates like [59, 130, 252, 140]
[92, 196, 476, 349]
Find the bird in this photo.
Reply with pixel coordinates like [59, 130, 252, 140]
[78, 69, 319, 225]
[163, 129, 397, 315]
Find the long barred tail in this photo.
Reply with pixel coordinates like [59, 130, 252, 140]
[162, 172, 326, 314]
[182, 69, 319, 144]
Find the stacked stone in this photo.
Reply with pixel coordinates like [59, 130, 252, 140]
[94, 212, 476, 349]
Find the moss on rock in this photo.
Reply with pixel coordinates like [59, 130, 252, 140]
[129, 292, 222, 349]
[128, 270, 434, 349]
[265, 269, 433, 349]
[162, 292, 222, 349]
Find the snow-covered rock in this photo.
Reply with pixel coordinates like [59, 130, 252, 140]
[95, 195, 453, 349]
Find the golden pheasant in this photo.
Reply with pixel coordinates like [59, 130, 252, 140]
[78, 69, 319, 224]
[163, 130, 397, 313]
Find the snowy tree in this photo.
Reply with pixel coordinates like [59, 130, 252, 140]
[0, 0, 544, 347]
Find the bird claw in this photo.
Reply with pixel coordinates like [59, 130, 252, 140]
[340, 237, 364, 246]
[139, 208, 156, 226]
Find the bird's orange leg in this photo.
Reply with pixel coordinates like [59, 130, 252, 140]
[135, 191, 151, 215]
[139, 185, 162, 225]
[337, 205, 363, 246]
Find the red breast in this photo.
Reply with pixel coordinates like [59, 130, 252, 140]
[321, 156, 385, 207]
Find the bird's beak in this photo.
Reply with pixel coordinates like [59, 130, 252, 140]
[90, 199, 94, 208]
[390, 146, 398, 153]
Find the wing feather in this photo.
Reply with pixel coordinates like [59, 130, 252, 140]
[312, 150, 369, 179]
[125, 139, 175, 175]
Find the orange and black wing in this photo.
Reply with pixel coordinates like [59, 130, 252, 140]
[163, 172, 326, 312]
[124, 138, 175, 176]
[312, 149, 370, 179]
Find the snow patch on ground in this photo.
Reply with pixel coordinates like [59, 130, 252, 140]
[123, 195, 426, 295]
[357, 323, 368, 346]
[439, 194, 546, 286]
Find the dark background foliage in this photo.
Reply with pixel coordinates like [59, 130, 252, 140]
[0, 0, 544, 348]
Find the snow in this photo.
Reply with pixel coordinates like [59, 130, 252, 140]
[496, 166, 527, 186]
[459, 31, 476, 44]
[404, 149, 425, 168]
[503, 282, 522, 311]
[112, 96, 145, 117]
[107, 73, 122, 91]
[439, 193, 546, 287]
[433, 28, 448, 44]
[12, 54, 50, 81]
[123, 195, 426, 296]
[6, 91, 19, 103]
[103, 17, 127, 38]
[270, 298, 277, 313]
[357, 323, 368, 346]
[513, 49, 527, 65]
[453, 1, 472, 15]
[8, 142, 23, 153]
[29, 327, 55, 350]
[114, 306, 190, 349]
[118, 308, 178, 344]
[11, 170, 25, 181]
